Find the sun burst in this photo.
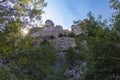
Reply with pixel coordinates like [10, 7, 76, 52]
[21, 28, 29, 36]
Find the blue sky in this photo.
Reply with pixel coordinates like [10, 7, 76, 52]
[42, 0, 113, 29]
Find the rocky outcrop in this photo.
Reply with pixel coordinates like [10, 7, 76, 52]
[30, 20, 64, 38]
[63, 62, 85, 80]
[45, 19, 54, 27]
[55, 37, 76, 51]
[0, 59, 4, 67]
[29, 19, 85, 80]
[55, 25, 63, 31]
[29, 27, 42, 35]
[30, 19, 77, 50]
[71, 20, 88, 35]
[115, 76, 120, 80]
[71, 25, 81, 35]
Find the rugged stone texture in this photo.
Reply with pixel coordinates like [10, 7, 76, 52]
[55, 37, 76, 51]
[54, 52, 66, 68]
[80, 40, 87, 48]
[63, 29, 70, 35]
[30, 20, 64, 38]
[29, 19, 85, 80]
[29, 27, 41, 35]
[45, 19, 54, 27]
[0, 59, 4, 67]
[30, 19, 77, 51]
[64, 62, 85, 80]
[31, 29, 61, 38]
[55, 25, 63, 31]
[115, 76, 120, 80]
[71, 25, 81, 35]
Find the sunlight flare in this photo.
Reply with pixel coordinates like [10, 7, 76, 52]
[21, 28, 29, 36]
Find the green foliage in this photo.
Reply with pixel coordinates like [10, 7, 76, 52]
[58, 33, 68, 37]
[0, 67, 11, 80]
[51, 66, 68, 80]
[0, 20, 32, 58]
[84, 32, 120, 80]
[110, 0, 120, 10]
[72, 9, 120, 80]
[49, 35, 55, 39]
[66, 48, 76, 66]
[0, 20, 33, 80]
[11, 43, 58, 80]
[0, 0, 47, 27]
[68, 32, 76, 37]
[58, 33, 64, 37]
[110, 0, 120, 33]
[41, 39, 50, 45]
[0, 0, 47, 79]
[74, 11, 120, 80]
[66, 48, 83, 67]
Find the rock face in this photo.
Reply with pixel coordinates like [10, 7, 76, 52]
[116, 76, 120, 80]
[0, 59, 4, 67]
[30, 21, 63, 39]
[29, 27, 41, 35]
[45, 19, 54, 27]
[55, 37, 76, 51]
[71, 25, 81, 35]
[64, 62, 85, 80]
[71, 19, 88, 35]
[30, 19, 79, 50]
[29, 19, 85, 80]
[44, 19, 54, 31]
[63, 29, 70, 35]
[55, 25, 63, 33]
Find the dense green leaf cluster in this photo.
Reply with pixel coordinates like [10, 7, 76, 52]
[10, 43, 58, 80]
[75, 11, 120, 80]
